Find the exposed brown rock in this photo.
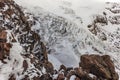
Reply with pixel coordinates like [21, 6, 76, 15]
[66, 70, 75, 79]
[75, 77, 80, 80]
[32, 76, 40, 80]
[9, 74, 16, 80]
[65, 68, 93, 80]
[0, 1, 53, 80]
[56, 54, 119, 80]
[94, 15, 108, 24]
[80, 54, 119, 80]
[102, 55, 119, 80]
[41, 42, 48, 62]
[43, 61, 54, 74]
[57, 74, 65, 80]
[11, 33, 17, 42]
[0, 30, 12, 63]
[0, 1, 5, 8]
[22, 75, 29, 80]
[23, 60, 28, 71]
[0, 43, 12, 60]
[40, 74, 52, 80]
[59, 64, 67, 71]
[0, 30, 7, 43]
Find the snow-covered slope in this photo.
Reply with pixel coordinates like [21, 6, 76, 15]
[14, 0, 120, 78]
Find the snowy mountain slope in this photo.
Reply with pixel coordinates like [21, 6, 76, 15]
[0, 1, 55, 79]
[0, 0, 119, 79]
[14, 0, 120, 76]
[16, 0, 118, 63]
[0, 30, 51, 80]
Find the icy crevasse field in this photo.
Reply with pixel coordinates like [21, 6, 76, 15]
[14, 0, 120, 76]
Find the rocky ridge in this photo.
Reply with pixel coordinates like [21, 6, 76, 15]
[88, 2, 120, 50]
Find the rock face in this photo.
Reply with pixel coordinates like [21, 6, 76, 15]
[80, 55, 119, 80]
[0, 0, 48, 62]
[88, 3, 120, 50]
[53, 55, 119, 80]
[0, 0, 53, 79]
[0, 0, 51, 70]
[0, 29, 54, 80]
[0, 30, 12, 63]
[0, 29, 49, 80]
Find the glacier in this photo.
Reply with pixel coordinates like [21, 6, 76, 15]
[14, 0, 120, 77]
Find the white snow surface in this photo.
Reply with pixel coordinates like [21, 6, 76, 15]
[70, 75, 76, 80]
[14, 0, 120, 78]
[0, 42, 24, 80]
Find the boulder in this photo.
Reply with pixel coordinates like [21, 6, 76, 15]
[80, 54, 119, 80]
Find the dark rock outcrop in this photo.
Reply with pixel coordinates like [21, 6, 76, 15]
[0, 0, 48, 62]
[54, 55, 119, 80]
[0, 0, 53, 79]
[0, 30, 12, 63]
[88, 2, 120, 49]
[80, 54, 119, 80]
